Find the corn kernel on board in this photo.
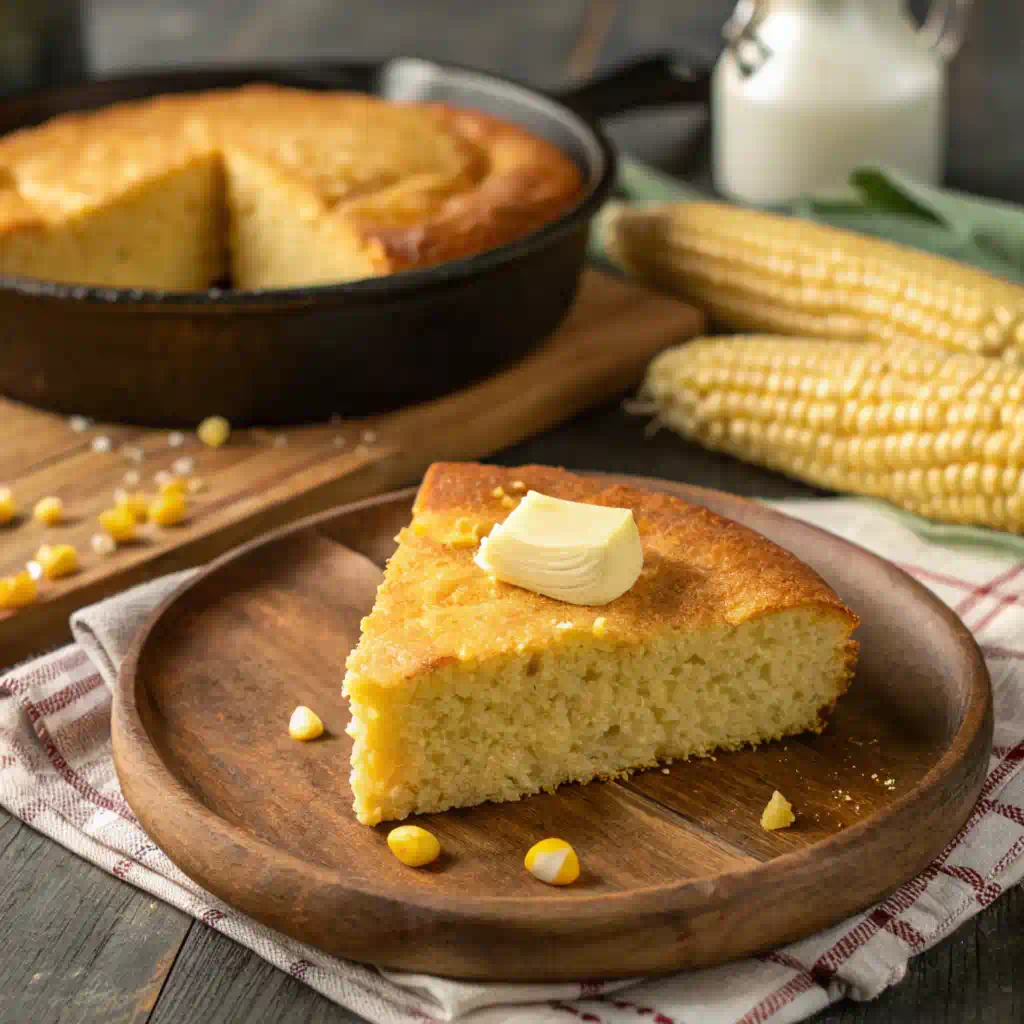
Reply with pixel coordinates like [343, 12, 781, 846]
[0, 270, 703, 665]
[112, 479, 990, 980]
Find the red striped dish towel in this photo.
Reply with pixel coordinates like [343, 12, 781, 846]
[1, 497, 1022, 1024]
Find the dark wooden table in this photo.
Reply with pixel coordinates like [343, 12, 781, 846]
[1, 2, 1021, 1022]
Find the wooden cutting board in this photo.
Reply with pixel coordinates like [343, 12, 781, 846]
[0, 270, 702, 664]
[112, 478, 992, 980]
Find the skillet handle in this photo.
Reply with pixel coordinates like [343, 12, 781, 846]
[555, 53, 712, 121]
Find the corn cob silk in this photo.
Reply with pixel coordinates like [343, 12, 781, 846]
[602, 202, 1024, 364]
[645, 336, 1024, 532]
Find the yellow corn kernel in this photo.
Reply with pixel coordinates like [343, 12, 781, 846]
[491, 486, 505, 498]
[149, 492, 187, 527]
[445, 516, 482, 548]
[157, 475, 187, 496]
[91, 532, 116, 556]
[387, 825, 441, 868]
[510, 480, 526, 491]
[197, 415, 231, 448]
[288, 705, 324, 741]
[501, 494, 517, 509]
[760, 790, 796, 831]
[0, 571, 37, 610]
[0, 487, 16, 525]
[98, 506, 137, 542]
[603, 201, 1024, 363]
[592, 616, 608, 638]
[115, 490, 150, 522]
[643, 335, 1024, 533]
[525, 837, 579, 885]
[35, 543, 78, 580]
[33, 496, 64, 525]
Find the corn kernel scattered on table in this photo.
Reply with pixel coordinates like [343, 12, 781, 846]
[387, 826, 441, 867]
[198, 415, 231, 448]
[33, 496, 64, 525]
[288, 705, 324, 741]
[524, 837, 580, 885]
[91, 533, 116, 556]
[0, 487, 16, 525]
[157, 475, 187, 497]
[115, 490, 150, 522]
[35, 544, 79, 579]
[0, 571, 37, 610]
[149, 492, 187, 527]
[99, 506, 137, 541]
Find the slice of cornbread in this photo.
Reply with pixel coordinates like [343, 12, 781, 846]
[343, 463, 859, 826]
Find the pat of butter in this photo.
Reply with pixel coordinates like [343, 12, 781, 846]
[474, 490, 643, 605]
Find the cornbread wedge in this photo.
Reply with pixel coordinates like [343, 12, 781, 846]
[343, 463, 858, 826]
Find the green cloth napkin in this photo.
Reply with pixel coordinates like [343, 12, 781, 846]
[596, 157, 1024, 554]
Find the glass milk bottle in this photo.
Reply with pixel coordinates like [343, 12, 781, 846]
[712, 0, 971, 205]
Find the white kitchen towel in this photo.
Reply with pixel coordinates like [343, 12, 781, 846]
[2, 497, 1022, 1024]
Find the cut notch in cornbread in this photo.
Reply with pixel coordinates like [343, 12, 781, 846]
[342, 463, 859, 826]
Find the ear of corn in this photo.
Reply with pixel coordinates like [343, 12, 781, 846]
[601, 202, 1024, 365]
[644, 335, 1024, 533]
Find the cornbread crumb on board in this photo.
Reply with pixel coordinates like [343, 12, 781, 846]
[760, 790, 796, 831]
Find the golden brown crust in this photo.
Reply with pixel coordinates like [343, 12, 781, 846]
[346, 462, 859, 690]
[354, 104, 584, 270]
[0, 91, 211, 229]
[0, 84, 584, 282]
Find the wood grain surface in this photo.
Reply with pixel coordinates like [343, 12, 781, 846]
[112, 479, 992, 981]
[0, 270, 702, 665]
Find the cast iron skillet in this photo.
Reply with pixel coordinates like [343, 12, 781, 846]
[0, 56, 709, 426]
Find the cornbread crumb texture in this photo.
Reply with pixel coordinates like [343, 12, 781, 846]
[0, 86, 583, 289]
[760, 790, 796, 831]
[343, 462, 859, 826]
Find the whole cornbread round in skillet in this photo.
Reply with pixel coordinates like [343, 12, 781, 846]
[343, 462, 860, 826]
[0, 84, 584, 289]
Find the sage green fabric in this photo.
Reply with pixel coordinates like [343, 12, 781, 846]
[596, 158, 1024, 553]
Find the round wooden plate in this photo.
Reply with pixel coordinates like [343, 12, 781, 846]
[113, 477, 993, 981]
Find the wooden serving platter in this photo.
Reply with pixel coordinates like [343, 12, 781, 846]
[112, 476, 993, 982]
[0, 270, 703, 664]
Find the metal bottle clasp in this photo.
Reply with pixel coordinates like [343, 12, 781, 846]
[723, 1, 773, 78]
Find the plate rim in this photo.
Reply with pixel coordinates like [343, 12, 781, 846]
[113, 475, 994, 937]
